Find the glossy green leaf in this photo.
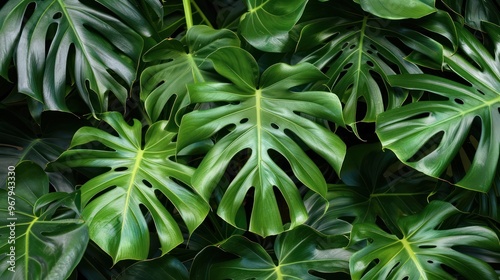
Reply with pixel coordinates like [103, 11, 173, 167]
[350, 201, 500, 279]
[442, 0, 500, 31]
[141, 25, 240, 125]
[305, 144, 436, 235]
[358, 0, 437, 19]
[299, 3, 455, 136]
[178, 47, 346, 236]
[377, 23, 500, 192]
[0, 161, 88, 280]
[50, 112, 209, 262]
[0, 0, 143, 114]
[239, 0, 307, 52]
[0, 110, 84, 192]
[191, 225, 351, 279]
[116, 255, 189, 280]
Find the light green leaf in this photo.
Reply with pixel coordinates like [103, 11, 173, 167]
[141, 25, 240, 125]
[358, 0, 437, 19]
[178, 46, 346, 236]
[0, 0, 143, 113]
[376, 23, 500, 192]
[239, 0, 307, 52]
[0, 161, 88, 280]
[350, 201, 499, 279]
[191, 226, 351, 279]
[50, 112, 209, 262]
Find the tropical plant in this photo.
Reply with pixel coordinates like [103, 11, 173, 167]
[0, 0, 499, 279]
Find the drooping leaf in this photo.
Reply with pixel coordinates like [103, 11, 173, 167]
[141, 25, 240, 125]
[357, 0, 437, 19]
[305, 144, 436, 236]
[49, 112, 209, 262]
[0, 0, 144, 114]
[116, 255, 189, 280]
[178, 46, 346, 236]
[376, 22, 500, 192]
[350, 200, 500, 279]
[0, 109, 85, 192]
[191, 225, 351, 280]
[298, 3, 455, 136]
[442, 0, 500, 31]
[239, 0, 307, 52]
[0, 161, 88, 280]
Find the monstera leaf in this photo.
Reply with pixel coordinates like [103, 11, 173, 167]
[0, 161, 88, 280]
[305, 144, 436, 235]
[0, 0, 144, 114]
[0, 110, 85, 192]
[178, 47, 345, 236]
[350, 201, 500, 279]
[239, 0, 307, 52]
[357, 0, 437, 19]
[298, 2, 455, 135]
[116, 255, 189, 280]
[442, 0, 500, 31]
[377, 22, 500, 192]
[50, 112, 209, 262]
[141, 25, 240, 125]
[191, 226, 351, 279]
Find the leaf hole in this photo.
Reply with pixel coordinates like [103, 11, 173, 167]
[497, 107, 500, 114]
[273, 186, 290, 224]
[142, 179, 153, 188]
[367, 49, 374, 54]
[454, 98, 464, 105]
[403, 112, 431, 121]
[477, 89, 485, 95]
[369, 44, 376, 50]
[419, 245, 437, 249]
[408, 131, 444, 162]
[342, 42, 349, 49]
[366, 60, 374, 67]
[271, 123, 279, 129]
[427, 260, 434, 264]
[240, 118, 249, 124]
[115, 167, 128, 172]
[349, 44, 356, 49]
[53, 12, 62, 19]
[343, 63, 353, 70]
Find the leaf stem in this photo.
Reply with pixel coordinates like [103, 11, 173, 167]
[182, 0, 194, 30]
[191, 1, 214, 28]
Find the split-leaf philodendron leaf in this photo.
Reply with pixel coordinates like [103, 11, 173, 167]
[50, 112, 209, 263]
[141, 25, 240, 126]
[191, 225, 351, 279]
[357, 0, 437, 19]
[350, 200, 500, 279]
[239, 0, 307, 52]
[0, 0, 143, 114]
[178, 46, 346, 237]
[377, 22, 500, 192]
[0, 161, 88, 280]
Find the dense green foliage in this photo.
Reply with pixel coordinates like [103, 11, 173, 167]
[1, 0, 499, 279]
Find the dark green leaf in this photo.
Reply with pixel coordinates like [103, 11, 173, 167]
[239, 0, 307, 52]
[305, 144, 436, 235]
[0, 161, 88, 280]
[442, 0, 500, 31]
[0, 0, 143, 113]
[191, 226, 351, 279]
[377, 23, 500, 192]
[116, 255, 189, 280]
[141, 25, 240, 125]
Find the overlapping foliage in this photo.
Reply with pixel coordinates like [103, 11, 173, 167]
[0, 0, 499, 279]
